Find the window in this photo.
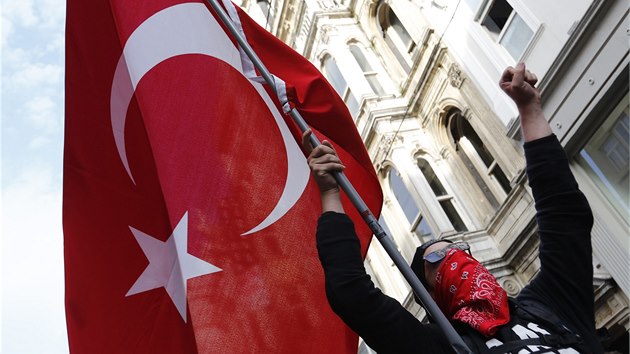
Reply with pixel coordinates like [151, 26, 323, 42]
[388, 168, 434, 241]
[481, 0, 512, 36]
[499, 13, 533, 60]
[391, 13, 415, 52]
[448, 109, 511, 208]
[349, 44, 386, 96]
[417, 158, 468, 232]
[577, 96, 629, 214]
[323, 56, 360, 117]
[480, 0, 533, 60]
[378, 5, 415, 73]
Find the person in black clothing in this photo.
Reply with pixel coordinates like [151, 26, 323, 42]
[302, 63, 605, 354]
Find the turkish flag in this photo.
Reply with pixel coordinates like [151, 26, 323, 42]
[63, 0, 382, 353]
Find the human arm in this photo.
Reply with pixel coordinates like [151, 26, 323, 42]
[303, 130, 453, 353]
[500, 64, 597, 345]
[317, 212, 453, 353]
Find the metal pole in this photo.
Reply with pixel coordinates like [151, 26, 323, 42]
[204, 1, 473, 353]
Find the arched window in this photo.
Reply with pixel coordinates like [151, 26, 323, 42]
[447, 108, 511, 209]
[323, 56, 360, 117]
[349, 44, 385, 96]
[377, 5, 415, 73]
[417, 158, 467, 232]
[388, 168, 434, 241]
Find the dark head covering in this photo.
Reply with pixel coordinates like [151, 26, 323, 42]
[410, 238, 453, 304]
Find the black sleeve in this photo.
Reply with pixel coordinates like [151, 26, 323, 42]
[517, 135, 596, 339]
[316, 212, 453, 354]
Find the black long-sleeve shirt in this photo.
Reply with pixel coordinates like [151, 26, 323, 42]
[316, 135, 603, 353]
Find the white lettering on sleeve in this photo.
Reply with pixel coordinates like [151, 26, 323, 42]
[485, 338, 503, 349]
[512, 324, 539, 339]
[527, 323, 550, 335]
[512, 323, 552, 353]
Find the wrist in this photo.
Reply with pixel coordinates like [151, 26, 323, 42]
[518, 104, 553, 142]
[320, 186, 340, 197]
[517, 100, 543, 119]
[320, 188, 344, 213]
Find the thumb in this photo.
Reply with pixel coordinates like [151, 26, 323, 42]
[512, 62, 525, 88]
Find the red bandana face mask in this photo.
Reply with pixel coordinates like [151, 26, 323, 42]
[433, 249, 510, 336]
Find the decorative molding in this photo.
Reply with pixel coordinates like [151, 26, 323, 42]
[460, 107, 472, 121]
[500, 276, 522, 297]
[375, 134, 397, 164]
[320, 24, 334, 43]
[438, 146, 450, 160]
[317, 0, 341, 10]
[447, 63, 464, 88]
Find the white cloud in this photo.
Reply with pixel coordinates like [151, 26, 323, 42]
[2, 47, 31, 68]
[37, 0, 66, 29]
[1, 16, 15, 48]
[8, 63, 63, 90]
[24, 95, 59, 133]
[2, 165, 68, 354]
[45, 33, 65, 53]
[2, 0, 38, 28]
[28, 136, 53, 149]
[1, 1, 67, 352]
[1, 0, 65, 30]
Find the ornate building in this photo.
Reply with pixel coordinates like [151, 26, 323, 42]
[241, 0, 629, 352]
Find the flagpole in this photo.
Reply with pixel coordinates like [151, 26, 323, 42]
[204, 1, 473, 353]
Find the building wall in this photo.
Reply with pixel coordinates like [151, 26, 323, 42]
[240, 0, 629, 351]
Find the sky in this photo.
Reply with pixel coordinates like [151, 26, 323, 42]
[2, 0, 69, 353]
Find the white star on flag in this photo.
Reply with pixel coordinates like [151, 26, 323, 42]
[126, 211, 222, 322]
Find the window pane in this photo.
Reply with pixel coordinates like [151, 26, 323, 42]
[366, 75, 386, 96]
[413, 216, 434, 241]
[481, 0, 513, 35]
[350, 44, 386, 95]
[346, 90, 360, 117]
[500, 13, 534, 60]
[417, 158, 447, 196]
[578, 100, 629, 211]
[458, 118, 494, 167]
[384, 33, 411, 73]
[491, 165, 512, 194]
[390, 12, 414, 48]
[349, 45, 373, 71]
[417, 158, 467, 232]
[440, 200, 468, 232]
[388, 169, 420, 224]
[324, 58, 348, 96]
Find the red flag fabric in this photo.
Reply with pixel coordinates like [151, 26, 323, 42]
[63, 1, 382, 353]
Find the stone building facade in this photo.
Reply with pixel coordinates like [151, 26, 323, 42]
[240, 0, 629, 351]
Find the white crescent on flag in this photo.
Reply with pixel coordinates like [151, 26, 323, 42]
[109, 2, 309, 235]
